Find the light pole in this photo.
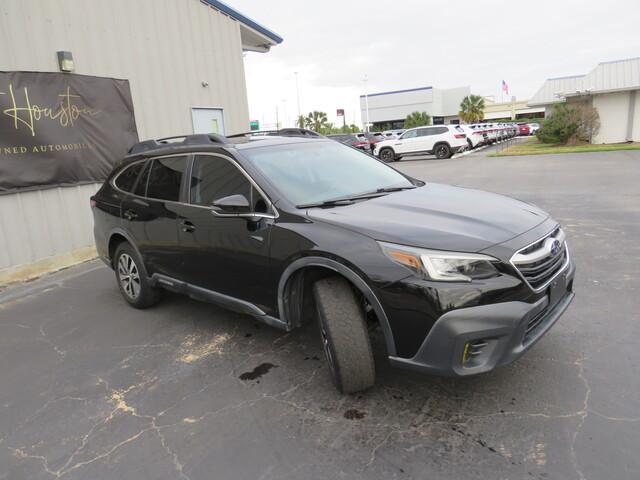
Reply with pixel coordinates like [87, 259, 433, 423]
[294, 71, 301, 126]
[363, 74, 370, 133]
[281, 99, 288, 127]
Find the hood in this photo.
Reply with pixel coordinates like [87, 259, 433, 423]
[306, 183, 549, 253]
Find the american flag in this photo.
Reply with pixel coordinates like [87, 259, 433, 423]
[501, 80, 509, 95]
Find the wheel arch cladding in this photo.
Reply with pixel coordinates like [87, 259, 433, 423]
[277, 256, 397, 356]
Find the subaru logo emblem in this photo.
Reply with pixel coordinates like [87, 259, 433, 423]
[550, 239, 561, 256]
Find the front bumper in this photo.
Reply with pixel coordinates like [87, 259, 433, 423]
[389, 259, 575, 377]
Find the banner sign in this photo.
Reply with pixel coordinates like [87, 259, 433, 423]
[0, 72, 138, 193]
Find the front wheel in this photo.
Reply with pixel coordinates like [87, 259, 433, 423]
[434, 143, 452, 159]
[379, 147, 395, 162]
[313, 277, 375, 394]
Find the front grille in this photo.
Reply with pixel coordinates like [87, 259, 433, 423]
[511, 227, 568, 291]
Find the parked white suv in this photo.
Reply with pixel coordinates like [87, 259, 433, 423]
[460, 124, 486, 149]
[374, 125, 467, 161]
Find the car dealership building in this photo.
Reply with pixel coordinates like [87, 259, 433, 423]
[0, 0, 281, 282]
[529, 57, 640, 144]
[360, 86, 470, 130]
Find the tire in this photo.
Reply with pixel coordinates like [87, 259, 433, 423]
[379, 147, 395, 162]
[114, 242, 162, 309]
[434, 143, 452, 159]
[467, 139, 473, 150]
[312, 277, 375, 394]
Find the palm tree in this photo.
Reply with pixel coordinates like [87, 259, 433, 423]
[296, 115, 306, 129]
[459, 95, 486, 124]
[404, 111, 431, 128]
[305, 111, 329, 132]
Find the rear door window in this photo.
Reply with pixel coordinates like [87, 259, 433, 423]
[145, 156, 188, 202]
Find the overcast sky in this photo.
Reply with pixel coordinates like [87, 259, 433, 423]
[232, 0, 640, 129]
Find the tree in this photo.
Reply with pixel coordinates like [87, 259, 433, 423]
[459, 95, 486, 124]
[404, 111, 431, 128]
[575, 104, 600, 143]
[536, 103, 599, 144]
[296, 115, 306, 129]
[305, 111, 329, 132]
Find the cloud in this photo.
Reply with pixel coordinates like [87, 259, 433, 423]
[234, 0, 640, 127]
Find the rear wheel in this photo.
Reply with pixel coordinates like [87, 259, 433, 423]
[435, 143, 452, 159]
[114, 243, 162, 309]
[313, 277, 375, 394]
[379, 147, 395, 162]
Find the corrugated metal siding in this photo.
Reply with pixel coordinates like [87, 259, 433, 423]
[528, 75, 586, 106]
[582, 58, 640, 93]
[0, 0, 250, 139]
[0, 0, 254, 271]
[0, 184, 100, 269]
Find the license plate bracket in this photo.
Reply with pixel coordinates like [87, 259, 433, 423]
[548, 271, 568, 307]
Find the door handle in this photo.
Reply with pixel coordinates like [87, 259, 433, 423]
[181, 220, 196, 233]
[123, 209, 138, 220]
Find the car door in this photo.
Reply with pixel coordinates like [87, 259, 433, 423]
[393, 129, 420, 154]
[172, 153, 275, 313]
[428, 126, 449, 151]
[120, 155, 188, 280]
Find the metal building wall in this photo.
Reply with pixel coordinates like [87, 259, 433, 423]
[0, 0, 252, 275]
[0, 184, 100, 272]
[0, 0, 251, 139]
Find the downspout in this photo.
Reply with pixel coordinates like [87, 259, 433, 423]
[626, 90, 636, 142]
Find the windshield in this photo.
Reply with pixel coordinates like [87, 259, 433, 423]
[241, 141, 414, 207]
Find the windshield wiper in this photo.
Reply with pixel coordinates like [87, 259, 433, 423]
[297, 185, 417, 209]
[375, 185, 417, 193]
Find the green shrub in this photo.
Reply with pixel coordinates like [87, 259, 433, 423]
[536, 104, 579, 144]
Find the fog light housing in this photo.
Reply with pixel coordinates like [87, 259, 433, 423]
[462, 339, 490, 366]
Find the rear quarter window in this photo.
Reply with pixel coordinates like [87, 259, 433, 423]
[114, 161, 146, 192]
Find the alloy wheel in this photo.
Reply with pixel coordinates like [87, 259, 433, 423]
[117, 253, 141, 299]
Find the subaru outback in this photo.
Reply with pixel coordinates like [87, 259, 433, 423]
[91, 133, 575, 393]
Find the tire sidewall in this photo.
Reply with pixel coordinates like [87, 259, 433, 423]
[380, 148, 394, 162]
[435, 144, 451, 159]
[114, 243, 158, 308]
[316, 306, 344, 391]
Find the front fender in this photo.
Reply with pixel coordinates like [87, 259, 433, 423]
[277, 255, 397, 357]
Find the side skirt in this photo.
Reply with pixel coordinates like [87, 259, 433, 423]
[151, 273, 290, 331]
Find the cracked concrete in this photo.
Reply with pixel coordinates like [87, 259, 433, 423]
[1, 150, 639, 479]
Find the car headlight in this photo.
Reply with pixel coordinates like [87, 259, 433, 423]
[379, 241, 499, 282]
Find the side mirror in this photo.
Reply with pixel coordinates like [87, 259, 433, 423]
[211, 194, 250, 214]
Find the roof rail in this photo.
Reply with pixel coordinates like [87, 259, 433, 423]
[128, 133, 228, 155]
[226, 128, 323, 139]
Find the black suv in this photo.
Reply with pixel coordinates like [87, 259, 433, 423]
[92, 133, 575, 393]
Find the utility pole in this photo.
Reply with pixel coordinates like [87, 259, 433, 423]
[275, 104, 279, 130]
[294, 71, 301, 125]
[363, 74, 370, 133]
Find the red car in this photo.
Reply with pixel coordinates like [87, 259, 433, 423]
[517, 123, 530, 136]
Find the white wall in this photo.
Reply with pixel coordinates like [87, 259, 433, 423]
[592, 92, 634, 144]
[360, 86, 470, 124]
[0, 184, 100, 270]
[361, 88, 435, 124]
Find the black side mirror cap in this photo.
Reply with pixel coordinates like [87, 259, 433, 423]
[211, 194, 250, 213]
